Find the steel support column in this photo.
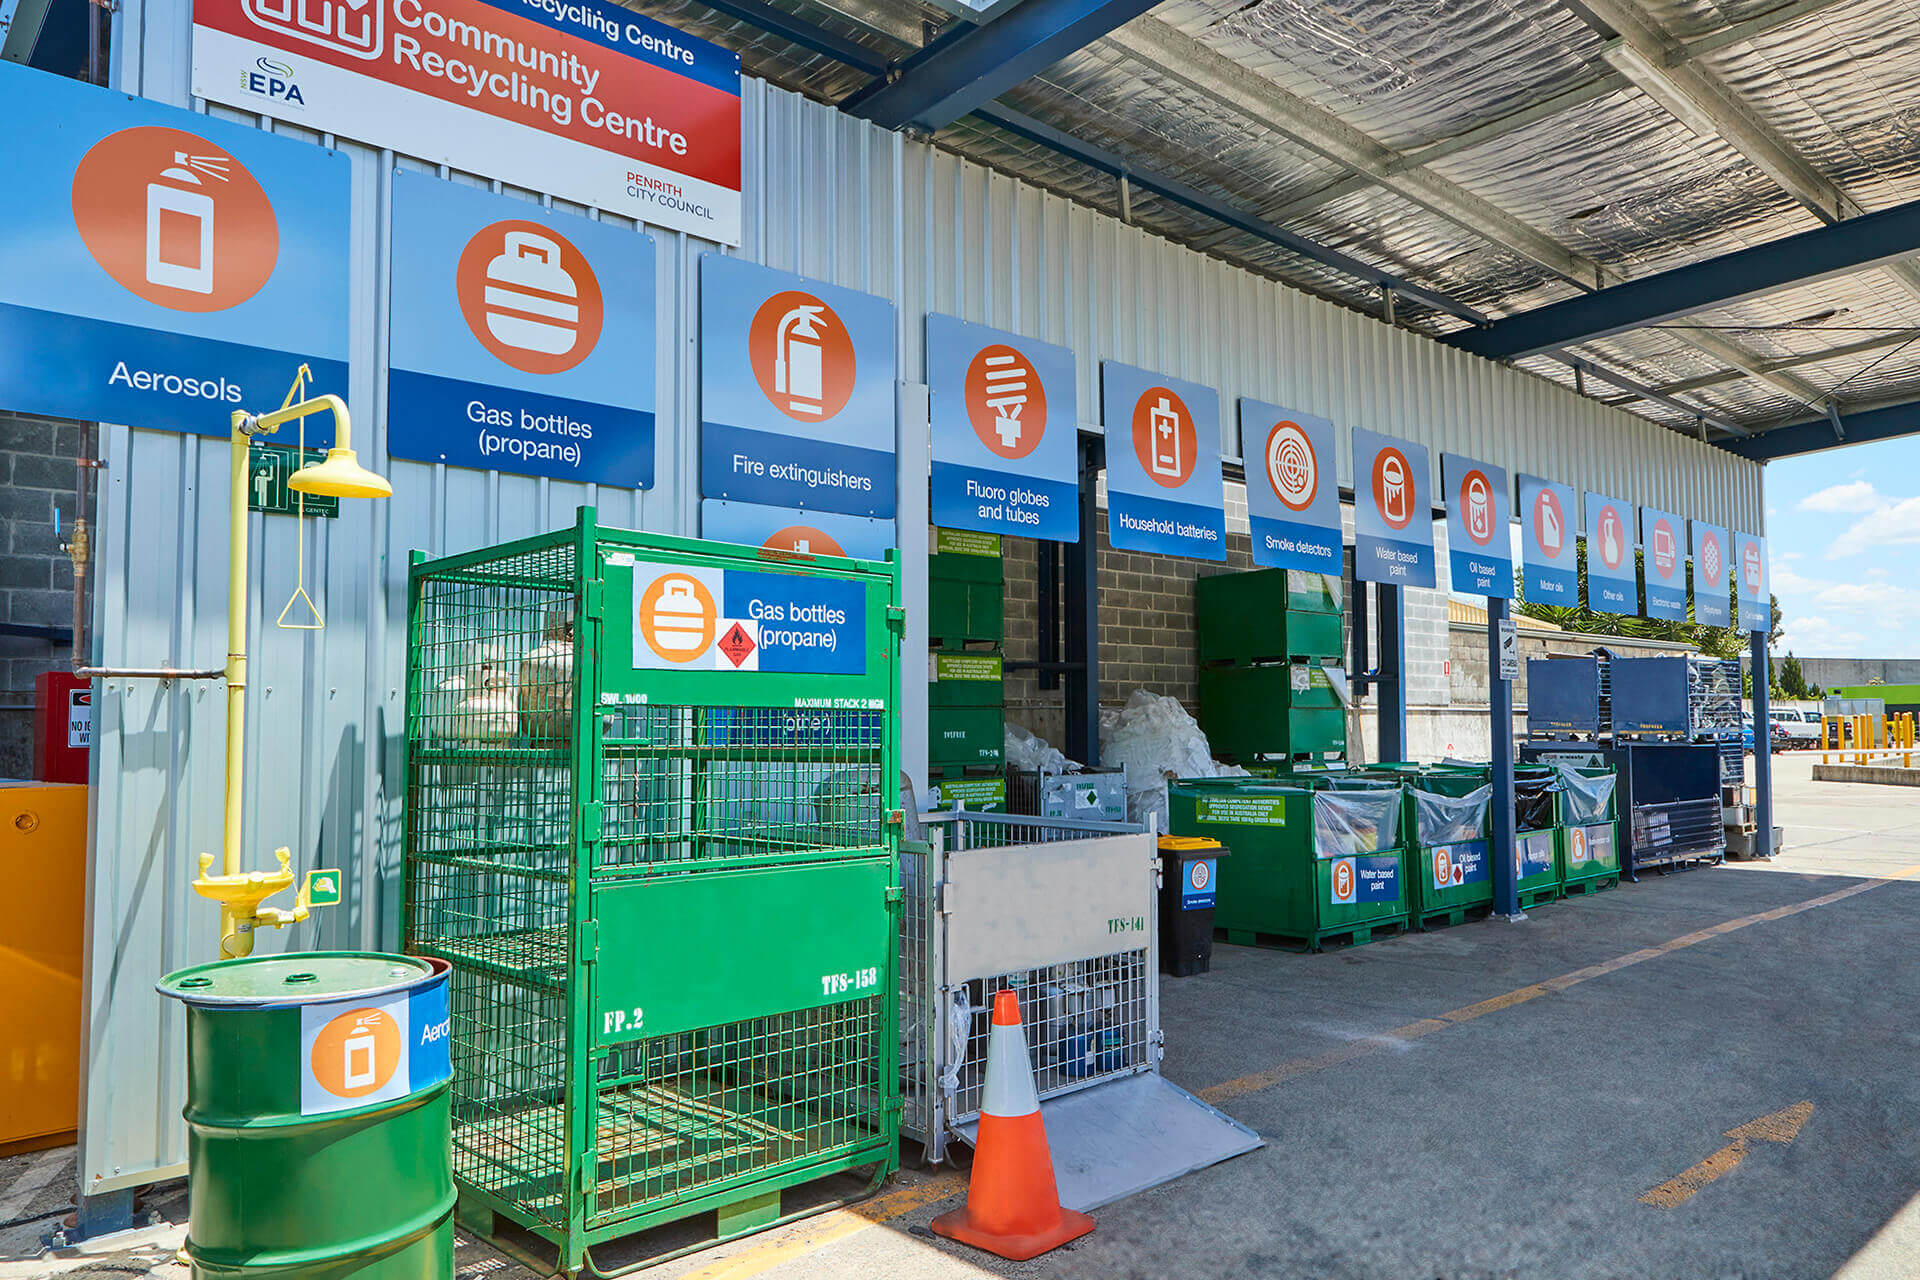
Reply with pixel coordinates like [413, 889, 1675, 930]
[1488, 596, 1522, 919]
[1063, 435, 1102, 765]
[1752, 632, 1775, 859]
[1376, 585, 1406, 763]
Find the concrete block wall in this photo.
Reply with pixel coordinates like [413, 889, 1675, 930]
[0, 412, 87, 777]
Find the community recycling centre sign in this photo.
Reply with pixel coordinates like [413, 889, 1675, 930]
[1517, 474, 1576, 605]
[1353, 428, 1434, 588]
[1584, 492, 1637, 616]
[1100, 361, 1225, 561]
[387, 173, 656, 486]
[1241, 400, 1340, 575]
[0, 65, 348, 434]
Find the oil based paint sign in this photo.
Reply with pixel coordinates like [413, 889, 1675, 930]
[1353, 428, 1434, 588]
[1518, 474, 1576, 605]
[1736, 533, 1769, 632]
[1691, 520, 1731, 628]
[0, 65, 348, 434]
[1429, 841, 1489, 891]
[927, 315, 1078, 542]
[630, 563, 864, 675]
[1641, 507, 1687, 621]
[1585, 493, 1637, 617]
[191, 0, 741, 242]
[1442, 453, 1513, 598]
[1241, 401, 1340, 575]
[1101, 362, 1225, 560]
[700, 499, 894, 560]
[701, 256, 896, 518]
[388, 173, 654, 485]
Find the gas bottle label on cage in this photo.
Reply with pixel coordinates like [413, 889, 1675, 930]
[629, 562, 865, 675]
[298, 978, 451, 1116]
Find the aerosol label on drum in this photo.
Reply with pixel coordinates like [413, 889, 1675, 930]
[299, 978, 451, 1116]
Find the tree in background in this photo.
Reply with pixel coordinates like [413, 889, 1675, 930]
[1780, 652, 1810, 699]
[1516, 538, 1745, 660]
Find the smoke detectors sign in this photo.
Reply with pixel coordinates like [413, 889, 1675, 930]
[191, 0, 742, 244]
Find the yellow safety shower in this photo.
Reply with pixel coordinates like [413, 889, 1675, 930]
[190, 366, 391, 959]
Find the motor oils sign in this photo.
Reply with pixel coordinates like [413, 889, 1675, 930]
[628, 563, 864, 676]
[0, 65, 348, 435]
[1241, 400, 1341, 575]
[1353, 427, 1435, 588]
[1442, 453, 1513, 598]
[699, 256, 897, 518]
[191, 0, 741, 243]
[1100, 361, 1226, 561]
[387, 173, 656, 487]
[1518, 474, 1577, 605]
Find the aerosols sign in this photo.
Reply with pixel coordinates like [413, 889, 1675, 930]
[1100, 361, 1225, 561]
[699, 256, 896, 518]
[0, 64, 348, 434]
[1584, 492, 1638, 617]
[387, 172, 656, 487]
[190, 0, 742, 242]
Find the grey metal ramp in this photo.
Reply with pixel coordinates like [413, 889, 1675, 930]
[958, 1073, 1262, 1212]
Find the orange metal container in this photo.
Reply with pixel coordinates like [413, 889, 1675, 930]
[1, 781, 86, 1155]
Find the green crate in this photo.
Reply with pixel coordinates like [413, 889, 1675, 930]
[1514, 827, 1560, 908]
[403, 508, 901, 1273]
[927, 577, 1003, 646]
[1196, 568, 1343, 667]
[1170, 784, 1409, 951]
[1403, 774, 1494, 927]
[927, 651, 1003, 708]
[1197, 662, 1347, 761]
[929, 706, 1004, 768]
[1559, 820, 1621, 891]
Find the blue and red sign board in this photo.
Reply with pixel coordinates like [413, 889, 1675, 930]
[628, 560, 865, 676]
[387, 172, 656, 486]
[1641, 507, 1688, 621]
[700, 256, 897, 519]
[928, 314, 1079, 542]
[1736, 533, 1769, 633]
[1691, 520, 1732, 628]
[1241, 400, 1341, 575]
[1584, 492, 1637, 616]
[1517, 474, 1577, 604]
[1442, 452, 1513, 598]
[0, 64, 349, 435]
[1330, 854, 1399, 905]
[1353, 428, 1434, 588]
[1100, 362, 1225, 560]
[699, 499, 894, 561]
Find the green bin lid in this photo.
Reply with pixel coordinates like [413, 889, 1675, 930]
[158, 951, 437, 1007]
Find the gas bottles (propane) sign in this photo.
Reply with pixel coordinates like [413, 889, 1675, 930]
[927, 315, 1078, 542]
[700, 499, 893, 561]
[1353, 428, 1434, 588]
[1691, 520, 1731, 628]
[1584, 493, 1637, 616]
[1641, 507, 1687, 621]
[1442, 453, 1512, 598]
[387, 173, 655, 486]
[1241, 400, 1340, 575]
[191, 0, 741, 243]
[629, 563, 864, 675]
[700, 256, 896, 518]
[1517, 474, 1576, 604]
[1736, 532, 1769, 632]
[0, 65, 348, 435]
[1100, 362, 1225, 561]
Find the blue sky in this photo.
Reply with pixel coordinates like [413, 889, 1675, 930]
[1764, 437, 1920, 659]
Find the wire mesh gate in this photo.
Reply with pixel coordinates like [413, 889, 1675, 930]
[405, 509, 902, 1273]
[901, 811, 1159, 1165]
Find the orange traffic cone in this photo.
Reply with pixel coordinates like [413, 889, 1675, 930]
[931, 989, 1095, 1260]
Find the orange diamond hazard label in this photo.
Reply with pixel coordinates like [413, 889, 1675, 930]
[718, 622, 757, 669]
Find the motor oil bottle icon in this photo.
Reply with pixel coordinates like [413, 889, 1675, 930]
[484, 231, 580, 356]
[145, 152, 229, 295]
[649, 578, 710, 655]
[774, 305, 828, 415]
[343, 1018, 379, 1091]
[1149, 396, 1182, 478]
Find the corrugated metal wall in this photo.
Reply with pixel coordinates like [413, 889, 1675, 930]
[82, 0, 1764, 1192]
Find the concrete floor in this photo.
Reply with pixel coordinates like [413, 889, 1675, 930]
[7, 752, 1920, 1280]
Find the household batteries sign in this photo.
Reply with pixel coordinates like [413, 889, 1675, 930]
[191, 0, 742, 242]
[1641, 507, 1687, 621]
[0, 65, 348, 434]
[299, 980, 451, 1117]
[1517, 474, 1576, 605]
[1584, 493, 1637, 616]
[1353, 428, 1434, 588]
[927, 315, 1078, 541]
[1442, 453, 1513, 598]
[1736, 533, 1769, 632]
[700, 499, 893, 561]
[1100, 362, 1225, 560]
[1691, 520, 1732, 628]
[388, 173, 655, 485]
[701, 256, 896, 518]
[1241, 401, 1340, 575]
[630, 563, 864, 675]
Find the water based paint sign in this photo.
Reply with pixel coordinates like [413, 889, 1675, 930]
[387, 172, 656, 486]
[1353, 428, 1434, 588]
[0, 65, 348, 434]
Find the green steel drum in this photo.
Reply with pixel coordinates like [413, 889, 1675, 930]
[158, 953, 454, 1279]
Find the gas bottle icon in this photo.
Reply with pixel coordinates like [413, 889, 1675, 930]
[343, 1021, 378, 1091]
[483, 231, 581, 356]
[649, 578, 710, 653]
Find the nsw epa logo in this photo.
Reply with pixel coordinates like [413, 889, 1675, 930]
[241, 57, 306, 107]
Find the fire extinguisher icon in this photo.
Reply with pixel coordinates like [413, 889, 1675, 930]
[774, 305, 828, 416]
[343, 1021, 378, 1091]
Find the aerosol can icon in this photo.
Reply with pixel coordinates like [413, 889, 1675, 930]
[145, 152, 229, 294]
[774, 305, 828, 415]
[1149, 396, 1182, 478]
[343, 1019, 378, 1091]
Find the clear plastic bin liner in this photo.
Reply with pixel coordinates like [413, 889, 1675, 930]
[1413, 783, 1491, 845]
[1554, 767, 1617, 825]
[1313, 789, 1402, 856]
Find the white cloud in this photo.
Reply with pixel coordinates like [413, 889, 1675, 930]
[1869, 567, 1889, 578]
[1772, 563, 1816, 594]
[1810, 581, 1920, 616]
[1780, 550, 1804, 562]
[1798, 481, 1885, 513]
[1828, 495, 1920, 558]
[1776, 615, 1870, 655]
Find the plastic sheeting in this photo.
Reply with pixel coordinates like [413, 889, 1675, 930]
[1313, 788, 1402, 856]
[1412, 783, 1492, 845]
[1007, 722, 1076, 775]
[1099, 690, 1249, 828]
[1555, 767, 1619, 826]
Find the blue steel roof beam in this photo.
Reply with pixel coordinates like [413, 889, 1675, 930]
[1444, 195, 1920, 362]
[842, 0, 1163, 133]
[1723, 399, 1920, 460]
[697, 0, 891, 74]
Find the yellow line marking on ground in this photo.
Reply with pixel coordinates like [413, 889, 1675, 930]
[1638, 1102, 1813, 1209]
